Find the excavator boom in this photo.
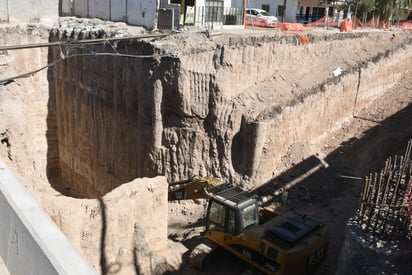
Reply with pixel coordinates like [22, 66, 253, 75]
[168, 176, 226, 201]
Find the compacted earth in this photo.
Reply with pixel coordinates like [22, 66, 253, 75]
[166, 30, 412, 274]
[0, 20, 411, 274]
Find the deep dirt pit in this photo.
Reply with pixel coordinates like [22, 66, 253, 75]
[168, 70, 412, 274]
[0, 18, 411, 274]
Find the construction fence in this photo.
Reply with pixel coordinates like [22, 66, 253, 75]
[276, 16, 412, 33]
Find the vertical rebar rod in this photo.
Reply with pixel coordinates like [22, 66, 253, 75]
[356, 139, 412, 239]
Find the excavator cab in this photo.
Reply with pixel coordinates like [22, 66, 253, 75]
[201, 184, 329, 275]
[205, 186, 259, 235]
[168, 177, 329, 274]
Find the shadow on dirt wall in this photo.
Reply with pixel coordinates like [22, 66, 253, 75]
[169, 103, 412, 274]
[258, 103, 412, 196]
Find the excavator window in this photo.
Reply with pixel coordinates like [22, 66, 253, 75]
[207, 200, 240, 234]
[241, 204, 258, 229]
[208, 201, 226, 231]
[207, 197, 260, 235]
[227, 209, 236, 234]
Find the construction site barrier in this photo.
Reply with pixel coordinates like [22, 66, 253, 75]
[340, 19, 353, 32]
[305, 16, 339, 28]
[278, 23, 309, 45]
[349, 17, 412, 30]
[400, 20, 412, 30]
[291, 15, 411, 31]
[279, 23, 305, 32]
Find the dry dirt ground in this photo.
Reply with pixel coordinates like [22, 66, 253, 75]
[166, 30, 412, 274]
[0, 21, 411, 275]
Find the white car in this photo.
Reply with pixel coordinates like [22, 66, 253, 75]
[245, 8, 278, 27]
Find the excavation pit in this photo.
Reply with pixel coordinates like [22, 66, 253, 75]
[0, 18, 411, 274]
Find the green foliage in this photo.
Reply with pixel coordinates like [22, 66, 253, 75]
[358, 0, 377, 14]
[343, 0, 411, 24]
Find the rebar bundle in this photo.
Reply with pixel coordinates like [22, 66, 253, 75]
[356, 139, 412, 240]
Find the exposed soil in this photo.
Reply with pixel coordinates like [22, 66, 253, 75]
[165, 32, 412, 274]
[0, 20, 411, 275]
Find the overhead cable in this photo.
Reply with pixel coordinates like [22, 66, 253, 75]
[0, 33, 169, 51]
[0, 40, 178, 85]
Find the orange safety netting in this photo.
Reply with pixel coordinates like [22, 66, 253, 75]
[355, 16, 380, 28]
[305, 16, 339, 28]
[351, 17, 412, 30]
[279, 23, 309, 45]
[279, 22, 305, 32]
[400, 20, 412, 30]
[296, 34, 310, 44]
[340, 19, 352, 32]
[302, 15, 411, 31]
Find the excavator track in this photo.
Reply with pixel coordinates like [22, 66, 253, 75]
[188, 239, 218, 270]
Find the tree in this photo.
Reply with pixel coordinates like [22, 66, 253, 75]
[374, 0, 411, 25]
[344, 0, 411, 26]
[358, 0, 377, 15]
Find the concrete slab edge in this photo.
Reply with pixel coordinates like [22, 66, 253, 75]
[0, 157, 97, 275]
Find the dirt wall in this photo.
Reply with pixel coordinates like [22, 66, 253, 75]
[0, 23, 170, 275]
[47, 29, 170, 197]
[250, 43, 412, 183]
[1, 19, 412, 275]
[47, 24, 412, 197]
[0, 25, 50, 194]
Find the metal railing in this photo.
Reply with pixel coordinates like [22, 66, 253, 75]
[195, 4, 244, 29]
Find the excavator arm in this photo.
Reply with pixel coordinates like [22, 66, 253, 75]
[168, 176, 226, 201]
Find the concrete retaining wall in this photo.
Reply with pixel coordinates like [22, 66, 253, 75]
[71, 0, 159, 30]
[0, 158, 97, 275]
[0, 0, 7, 22]
[6, 0, 59, 23]
[111, 0, 127, 22]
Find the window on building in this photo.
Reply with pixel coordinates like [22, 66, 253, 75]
[277, 5, 284, 17]
[305, 7, 310, 17]
[262, 4, 270, 13]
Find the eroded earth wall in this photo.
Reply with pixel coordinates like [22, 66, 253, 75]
[0, 23, 169, 274]
[47, 30, 178, 198]
[1, 20, 412, 275]
[48, 25, 412, 197]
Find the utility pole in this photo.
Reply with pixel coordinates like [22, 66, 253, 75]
[6, 0, 10, 22]
[243, 0, 246, 25]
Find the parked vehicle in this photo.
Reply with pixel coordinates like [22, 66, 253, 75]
[245, 8, 278, 27]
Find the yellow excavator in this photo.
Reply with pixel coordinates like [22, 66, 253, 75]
[168, 176, 329, 275]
